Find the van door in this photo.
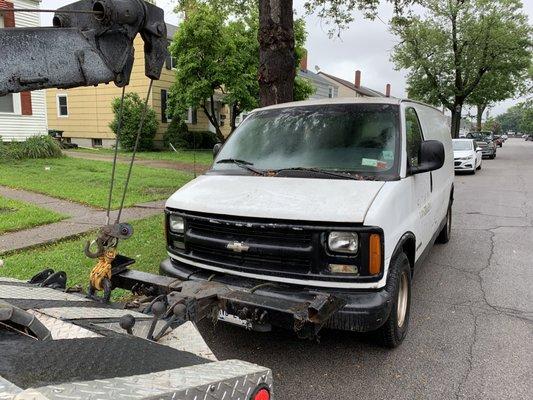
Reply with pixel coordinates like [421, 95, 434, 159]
[405, 107, 433, 258]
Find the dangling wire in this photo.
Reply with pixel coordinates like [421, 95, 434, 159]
[106, 86, 126, 225]
[115, 80, 154, 224]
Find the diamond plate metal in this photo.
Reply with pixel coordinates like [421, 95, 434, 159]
[16, 360, 273, 400]
[0, 376, 21, 400]
[97, 321, 218, 361]
[0, 285, 90, 302]
[158, 321, 218, 362]
[37, 307, 149, 320]
[26, 310, 101, 340]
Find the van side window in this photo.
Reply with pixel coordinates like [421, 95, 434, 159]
[405, 108, 424, 167]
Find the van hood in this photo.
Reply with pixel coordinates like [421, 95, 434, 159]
[166, 175, 385, 223]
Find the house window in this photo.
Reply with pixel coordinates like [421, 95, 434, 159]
[184, 108, 194, 124]
[0, 14, 4, 28]
[92, 138, 103, 147]
[0, 94, 14, 113]
[57, 94, 68, 117]
[161, 89, 169, 123]
[328, 86, 334, 98]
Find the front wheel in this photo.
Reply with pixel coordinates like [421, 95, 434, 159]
[376, 252, 411, 348]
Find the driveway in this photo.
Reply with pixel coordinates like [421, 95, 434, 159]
[198, 139, 533, 400]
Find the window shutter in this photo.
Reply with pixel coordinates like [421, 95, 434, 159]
[161, 89, 167, 123]
[1, 1, 15, 27]
[191, 108, 197, 124]
[20, 92, 32, 116]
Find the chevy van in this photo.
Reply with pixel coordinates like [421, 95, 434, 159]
[161, 98, 454, 347]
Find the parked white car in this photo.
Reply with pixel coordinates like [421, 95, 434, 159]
[162, 98, 454, 348]
[453, 138, 482, 173]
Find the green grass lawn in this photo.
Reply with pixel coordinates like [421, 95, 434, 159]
[0, 196, 65, 234]
[72, 148, 213, 166]
[1, 215, 166, 297]
[0, 157, 193, 209]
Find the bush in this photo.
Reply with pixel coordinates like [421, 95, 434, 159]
[163, 118, 189, 149]
[0, 136, 62, 161]
[109, 93, 158, 151]
[164, 118, 217, 150]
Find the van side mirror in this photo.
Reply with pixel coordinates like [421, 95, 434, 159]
[410, 140, 445, 175]
[213, 142, 222, 158]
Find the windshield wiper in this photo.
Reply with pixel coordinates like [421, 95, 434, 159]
[216, 158, 266, 175]
[272, 167, 376, 181]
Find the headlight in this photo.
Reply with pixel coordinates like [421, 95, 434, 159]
[328, 232, 359, 254]
[169, 215, 185, 233]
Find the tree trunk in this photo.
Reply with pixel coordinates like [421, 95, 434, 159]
[476, 104, 486, 131]
[258, 0, 295, 107]
[450, 103, 463, 138]
[230, 103, 239, 134]
[201, 97, 225, 142]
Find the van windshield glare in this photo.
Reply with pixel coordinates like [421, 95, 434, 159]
[212, 104, 400, 179]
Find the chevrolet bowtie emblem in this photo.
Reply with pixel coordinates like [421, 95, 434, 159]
[226, 241, 250, 253]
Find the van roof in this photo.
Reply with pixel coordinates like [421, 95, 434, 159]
[256, 97, 440, 112]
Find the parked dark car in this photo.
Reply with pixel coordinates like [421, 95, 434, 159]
[526, 134, 533, 142]
[493, 135, 503, 147]
[466, 131, 497, 159]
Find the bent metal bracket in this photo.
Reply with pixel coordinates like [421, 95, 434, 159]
[0, 0, 168, 96]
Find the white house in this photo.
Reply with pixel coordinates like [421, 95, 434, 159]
[0, 0, 47, 141]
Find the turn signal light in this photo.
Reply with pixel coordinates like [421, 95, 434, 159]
[369, 234, 382, 275]
[252, 388, 270, 400]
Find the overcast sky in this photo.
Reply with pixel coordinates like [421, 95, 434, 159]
[42, 0, 532, 117]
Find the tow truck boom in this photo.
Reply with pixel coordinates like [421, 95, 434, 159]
[0, 0, 168, 96]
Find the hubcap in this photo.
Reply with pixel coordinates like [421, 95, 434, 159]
[397, 272, 409, 328]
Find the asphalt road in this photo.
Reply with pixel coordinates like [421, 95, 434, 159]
[199, 139, 533, 400]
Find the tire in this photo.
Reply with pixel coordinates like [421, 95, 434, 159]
[477, 163, 481, 170]
[471, 168, 476, 175]
[436, 204, 452, 244]
[376, 252, 411, 348]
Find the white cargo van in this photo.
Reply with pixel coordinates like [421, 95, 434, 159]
[162, 98, 454, 347]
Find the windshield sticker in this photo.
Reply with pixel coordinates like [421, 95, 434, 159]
[382, 151, 394, 161]
[377, 161, 388, 170]
[361, 158, 378, 167]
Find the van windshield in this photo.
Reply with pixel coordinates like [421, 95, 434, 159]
[212, 104, 400, 179]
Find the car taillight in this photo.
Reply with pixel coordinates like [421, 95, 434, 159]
[251, 387, 270, 400]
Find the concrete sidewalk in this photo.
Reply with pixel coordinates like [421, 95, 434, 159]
[0, 186, 164, 254]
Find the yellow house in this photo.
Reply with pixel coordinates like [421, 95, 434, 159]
[46, 23, 232, 149]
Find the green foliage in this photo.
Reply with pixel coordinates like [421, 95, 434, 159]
[170, 1, 312, 137]
[303, 0, 414, 36]
[109, 93, 158, 151]
[294, 76, 316, 101]
[164, 118, 218, 150]
[0, 196, 65, 235]
[0, 136, 63, 161]
[496, 101, 533, 133]
[163, 118, 189, 149]
[0, 157, 192, 209]
[391, 0, 531, 137]
[3, 215, 166, 295]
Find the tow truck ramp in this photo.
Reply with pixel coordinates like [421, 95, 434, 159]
[0, 276, 273, 400]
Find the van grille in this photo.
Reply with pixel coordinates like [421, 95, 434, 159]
[181, 215, 316, 276]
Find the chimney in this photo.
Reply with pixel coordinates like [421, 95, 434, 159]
[355, 70, 361, 89]
[385, 84, 391, 98]
[300, 49, 308, 72]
